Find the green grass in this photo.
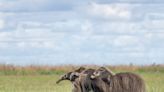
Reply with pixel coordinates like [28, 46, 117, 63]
[0, 75, 71, 92]
[141, 72, 164, 92]
[0, 72, 163, 92]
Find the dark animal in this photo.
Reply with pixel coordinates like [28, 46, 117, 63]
[57, 67, 120, 92]
[77, 68, 95, 92]
[74, 68, 109, 92]
[56, 67, 85, 84]
[56, 67, 96, 92]
[91, 67, 146, 92]
[56, 67, 86, 92]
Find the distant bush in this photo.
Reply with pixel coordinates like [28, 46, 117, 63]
[0, 64, 163, 75]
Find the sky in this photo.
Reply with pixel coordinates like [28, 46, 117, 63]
[0, 0, 164, 65]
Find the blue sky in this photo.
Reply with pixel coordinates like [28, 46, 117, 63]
[0, 0, 164, 65]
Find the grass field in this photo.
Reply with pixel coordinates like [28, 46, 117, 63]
[0, 65, 163, 92]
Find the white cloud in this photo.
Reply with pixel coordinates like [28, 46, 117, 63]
[52, 20, 82, 32]
[0, 0, 75, 12]
[144, 32, 164, 47]
[114, 35, 141, 47]
[43, 41, 55, 48]
[144, 19, 164, 30]
[17, 42, 26, 48]
[88, 3, 131, 19]
[0, 32, 12, 40]
[81, 21, 93, 36]
[93, 22, 145, 35]
[0, 21, 66, 49]
[0, 19, 5, 29]
[0, 42, 9, 48]
[144, 32, 164, 40]
[17, 41, 56, 49]
[0, 2, 2, 7]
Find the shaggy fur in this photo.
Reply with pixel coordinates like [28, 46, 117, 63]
[56, 67, 86, 84]
[71, 78, 82, 92]
[56, 67, 96, 92]
[75, 68, 108, 92]
[56, 67, 86, 92]
[78, 69, 95, 92]
[109, 72, 146, 92]
[92, 67, 146, 92]
[56, 67, 112, 92]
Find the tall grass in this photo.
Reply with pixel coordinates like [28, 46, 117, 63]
[0, 64, 163, 92]
[0, 64, 163, 75]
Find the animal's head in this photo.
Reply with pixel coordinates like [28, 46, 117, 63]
[82, 69, 95, 76]
[69, 67, 86, 81]
[56, 72, 72, 84]
[91, 67, 114, 80]
[74, 67, 86, 73]
[56, 67, 86, 84]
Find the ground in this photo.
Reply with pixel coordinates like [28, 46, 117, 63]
[0, 72, 163, 92]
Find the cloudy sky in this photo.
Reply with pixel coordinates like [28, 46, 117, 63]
[0, 0, 164, 65]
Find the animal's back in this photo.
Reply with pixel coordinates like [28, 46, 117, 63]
[78, 69, 95, 92]
[110, 72, 146, 92]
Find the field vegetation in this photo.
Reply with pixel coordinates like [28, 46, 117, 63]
[0, 64, 163, 92]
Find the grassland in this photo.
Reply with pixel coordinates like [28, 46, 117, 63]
[0, 64, 163, 92]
